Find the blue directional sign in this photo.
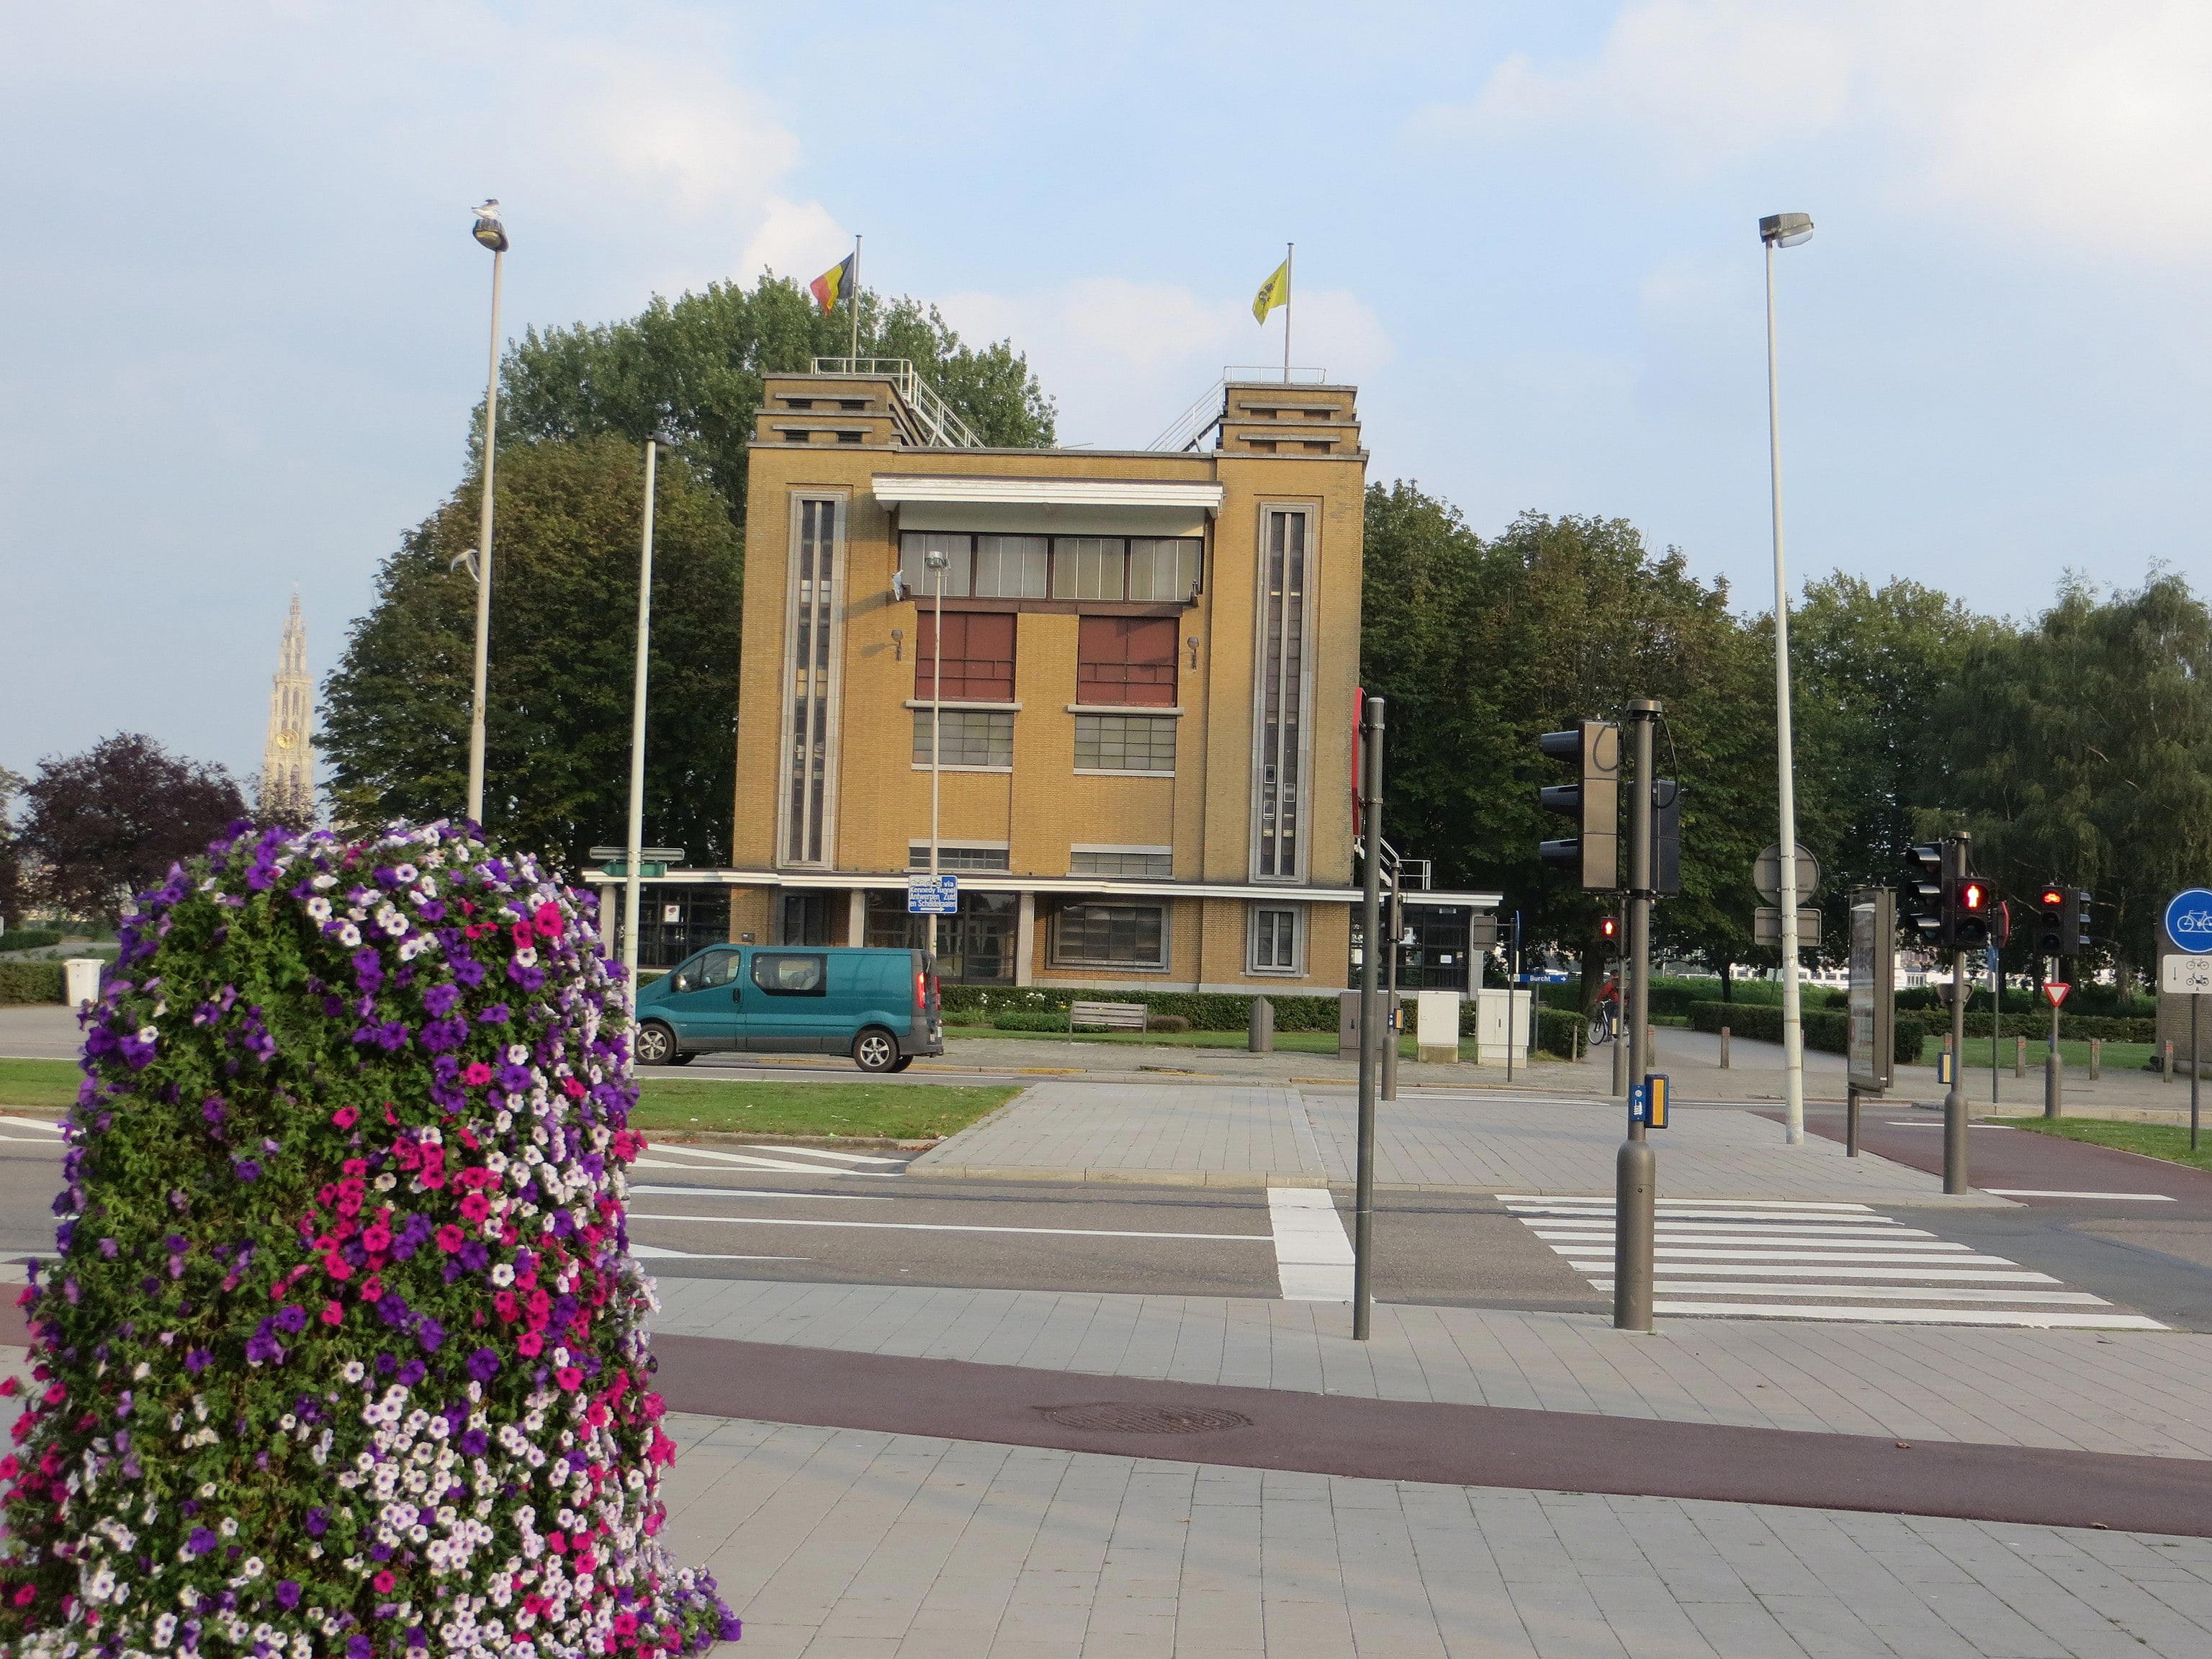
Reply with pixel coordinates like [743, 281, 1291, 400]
[2165, 889, 2212, 954]
[907, 874, 959, 915]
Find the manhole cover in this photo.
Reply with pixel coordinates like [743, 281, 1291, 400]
[1035, 1401, 1251, 1434]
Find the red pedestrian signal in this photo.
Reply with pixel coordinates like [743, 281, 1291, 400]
[1600, 916, 1619, 941]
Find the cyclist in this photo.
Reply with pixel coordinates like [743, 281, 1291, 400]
[1588, 973, 1622, 1046]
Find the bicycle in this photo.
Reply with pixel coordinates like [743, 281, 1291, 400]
[1587, 1000, 1621, 1047]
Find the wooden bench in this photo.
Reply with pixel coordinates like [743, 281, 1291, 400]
[1068, 999, 1148, 1038]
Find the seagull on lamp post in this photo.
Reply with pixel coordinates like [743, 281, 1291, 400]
[472, 199, 508, 253]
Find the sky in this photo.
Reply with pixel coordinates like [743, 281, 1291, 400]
[5, 0, 2211, 789]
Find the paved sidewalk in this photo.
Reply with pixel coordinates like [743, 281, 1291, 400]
[915, 1081, 2007, 1202]
[647, 1279, 2212, 1460]
[662, 1413, 2212, 1658]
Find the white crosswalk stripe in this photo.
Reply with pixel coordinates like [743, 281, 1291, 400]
[1506, 1197, 2168, 1330]
[638, 1142, 912, 1178]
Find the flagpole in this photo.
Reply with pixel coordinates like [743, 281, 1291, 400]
[849, 234, 862, 365]
[1283, 241, 1293, 382]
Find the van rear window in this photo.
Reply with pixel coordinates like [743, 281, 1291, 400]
[750, 953, 827, 995]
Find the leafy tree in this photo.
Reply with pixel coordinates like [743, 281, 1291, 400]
[1934, 573, 2212, 982]
[0, 766, 24, 931]
[18, 734, 246, 924]
[322, 435, 743, 872]
[498, 274, 1056, 523]
[1786, 575, 2004, 948]
[1362, 490, 1771, 1002]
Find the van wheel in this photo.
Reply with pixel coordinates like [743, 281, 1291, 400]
[853, 1028, 899, 1073]
[635, 1022, 679, 1066]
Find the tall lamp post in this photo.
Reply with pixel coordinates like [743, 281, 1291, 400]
[1760, 210, 1813, 1147]
[465, 199, 508, 828]
[923, 544, 949, 958]
[621, 435, 673, 990]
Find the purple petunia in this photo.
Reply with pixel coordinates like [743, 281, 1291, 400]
[186, 1527, 216, 1556]
[232, 1159, 261, 1182]
[422, 983, 462, 1017]
[467, 1345, 500, 1382]
[184, 1346, 212, 1373]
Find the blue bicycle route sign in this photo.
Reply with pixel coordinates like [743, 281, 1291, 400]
[2164, 889, 2212, 954]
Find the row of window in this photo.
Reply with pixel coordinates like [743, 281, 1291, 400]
[900, 533, 1202, 604]
[840, 889, 1303, 977]
[915, 613, 1177, 707]
[903, 844, 1177, 879]
[911, 709, 1177, 774]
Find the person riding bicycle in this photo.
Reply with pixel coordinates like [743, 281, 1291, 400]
[1589, 974, 1622, 1043]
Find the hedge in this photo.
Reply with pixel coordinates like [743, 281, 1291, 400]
[1690, 999, 1927, 1064]
[939, 984, 1341, 1032]
[0, 929, 62, 954]
[0, 961, 65, 1004]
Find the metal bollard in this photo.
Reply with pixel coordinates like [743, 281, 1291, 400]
[1719, 1026, 1731, 1069]
[2015, 1035, 2027, 1079]
[2090, 1038, 2102, 1080]
[1248, 995, 1274, 1054]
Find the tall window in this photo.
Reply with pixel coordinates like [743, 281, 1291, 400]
[912, 709, 1013, 768]
[1254, 509, 1310, 878]
[1053, 902, 1166, 968]
[1074, 714, 1175, 774]
[783, 498, 840, 864]
[917, 612, 1016, 701]
[1077, 616, 1177, 706]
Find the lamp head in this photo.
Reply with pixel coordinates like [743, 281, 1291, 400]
[472, 199, 509, 253]
[1759, 212, 1814, 248]
[923, 547, 949, 570]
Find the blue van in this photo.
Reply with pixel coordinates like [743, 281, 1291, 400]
[632, 945, 943, 1072]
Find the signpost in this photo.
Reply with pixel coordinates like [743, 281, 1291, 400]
[2159, 895, 2212, 1151]
[1845, 889, 1895, 1158]
[2043, 981, 2069, 1118]
[907, 874, 958, 915]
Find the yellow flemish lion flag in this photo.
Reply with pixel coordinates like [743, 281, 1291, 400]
[809, 251, 855, 314]
[1251, 257, 1290, 323]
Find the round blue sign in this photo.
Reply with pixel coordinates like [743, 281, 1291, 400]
[2165, 889, 2212, 954]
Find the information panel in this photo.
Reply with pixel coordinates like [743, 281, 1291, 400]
[1848, 887, 1896, 1094]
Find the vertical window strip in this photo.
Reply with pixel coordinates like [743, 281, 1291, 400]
[1256, 511, 1308, 878]
[784, 499, 838, 863]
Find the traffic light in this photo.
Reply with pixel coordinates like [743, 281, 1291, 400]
[1905, 843, 1948, 945]
[1599, 914, 1619, 948]
[1951, 874, 1993, 950]
[1905, 837, 1989, 950]
[1537, 720, 1619, 891]
[2033, 884, 2092, 955]
[1654, 781, 1683, 896]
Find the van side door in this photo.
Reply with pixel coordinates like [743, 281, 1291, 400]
[742, 950, 835, 1052]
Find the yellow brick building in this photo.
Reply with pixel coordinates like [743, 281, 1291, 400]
[714, 361, 1384, 992]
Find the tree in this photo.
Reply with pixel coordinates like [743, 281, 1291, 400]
[498, 274, 1056, 524]
[1934, 573, 2212, 981]
[1361, 491, 1771, 1001]
[0, 766, 24, 931]
[1785, 574, 2004, 949]
[19, 734, 247, 924]
[321, 435, 744, 872]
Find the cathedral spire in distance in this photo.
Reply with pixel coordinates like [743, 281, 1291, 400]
[259, 593, 316, 825]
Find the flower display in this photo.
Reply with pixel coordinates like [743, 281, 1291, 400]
[0, 821, 738, 1658]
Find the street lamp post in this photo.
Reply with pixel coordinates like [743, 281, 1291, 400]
[466, 199, 508, 829]
[1760, 210, 1814, 1148]
[923, 544, 949, 959]
[621, 436, 670, 991]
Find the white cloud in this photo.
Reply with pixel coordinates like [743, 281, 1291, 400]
[936, 276, 1394, 447]
[1412, 0, 2212, 262]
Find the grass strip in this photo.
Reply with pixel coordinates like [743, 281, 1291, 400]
[1994, 1115, 2212, 1174]
[0, 1056, 1019, 1141]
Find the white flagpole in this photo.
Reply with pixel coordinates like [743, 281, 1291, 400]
[1283, 241, 1293, 382]
[849, 234, 862, 365]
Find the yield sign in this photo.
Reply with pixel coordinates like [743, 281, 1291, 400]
[2044, 982, 2071, 1008]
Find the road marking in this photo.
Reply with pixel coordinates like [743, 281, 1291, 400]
[0, 1117, 64, 1136]
[625, 1185, 891, 1202]
[1983, 1190, 2178, 1202]
[721, 1143, 907, 1165]
[1884, 1122, 2013, 1129]
[1268, 1187, 1353, 1303]
[637, 1144, 873, 1174]
[627, 1213, 1272, 1242]
[1644, 1302, 2167, 1330]
[627, 1244, 806, 1262]
[1498, 1195, 1880, 1212]
[1509, 1197, 2162, 1326]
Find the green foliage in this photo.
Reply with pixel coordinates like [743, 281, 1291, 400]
[321, 436, 742, 873]
[1360, 490, 1771, 986]
[0, 962, 63, 1002]
[993, 1010, 1069, 1032]
[499, 274, 1055, 524]
[1533, 1004, 1581, 1058]
[0, 929, 63, 953]
[1688, 999, 1927, 1064]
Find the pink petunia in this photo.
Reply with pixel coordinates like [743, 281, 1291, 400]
[463, 1061, 495, 1087]
[372, 1570, 396, 1595]
[435, 1224, 466, 1253]
[320, 1300, 343, 1326]
[534, 902, 565, 940]
[459, 1192, 491, 1223]
[516, 1331, 544, 1357]
[331, 1105, 359, 1129]
[555, 1366, 584, 1392]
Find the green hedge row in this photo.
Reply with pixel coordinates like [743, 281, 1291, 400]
[0, 930, 63, 955]
[1947, 1010, 2154, 1042]
[938, 986, 1341, 1033]
[0, 962, 66, 1004]
[1689, 999, 1927, 1064]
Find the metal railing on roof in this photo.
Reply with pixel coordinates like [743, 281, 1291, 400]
[1148, 365, 1331, 451]
[809, 358, 984, 449]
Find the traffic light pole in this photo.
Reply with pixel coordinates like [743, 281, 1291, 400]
[1352, 696, 1385, 1341]
[1944, 948, 1969, 1194]
[2045, 954, 2062, 1120]
[1615, 700, 1660, 1333]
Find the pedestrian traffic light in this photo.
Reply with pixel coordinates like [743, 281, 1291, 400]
[1654, 781, 1683, 896]
[1537, 720, 1619, 891]
[1905, 837, 1987, 950]
[1951, 875, 1992, 949]
[1599, 914, 1619, 948]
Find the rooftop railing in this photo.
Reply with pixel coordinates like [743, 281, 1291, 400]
[1148, 365, 1331, 451]
[809, 357, 984, 449]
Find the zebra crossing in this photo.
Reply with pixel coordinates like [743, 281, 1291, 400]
[1501, 1195, 2168, 1330]
[631, 1141, 912, 1179]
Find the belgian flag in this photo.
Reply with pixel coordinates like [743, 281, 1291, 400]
[809, 252, 855, 315]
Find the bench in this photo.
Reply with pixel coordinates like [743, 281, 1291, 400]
[1068, 999, 1148, 1038]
